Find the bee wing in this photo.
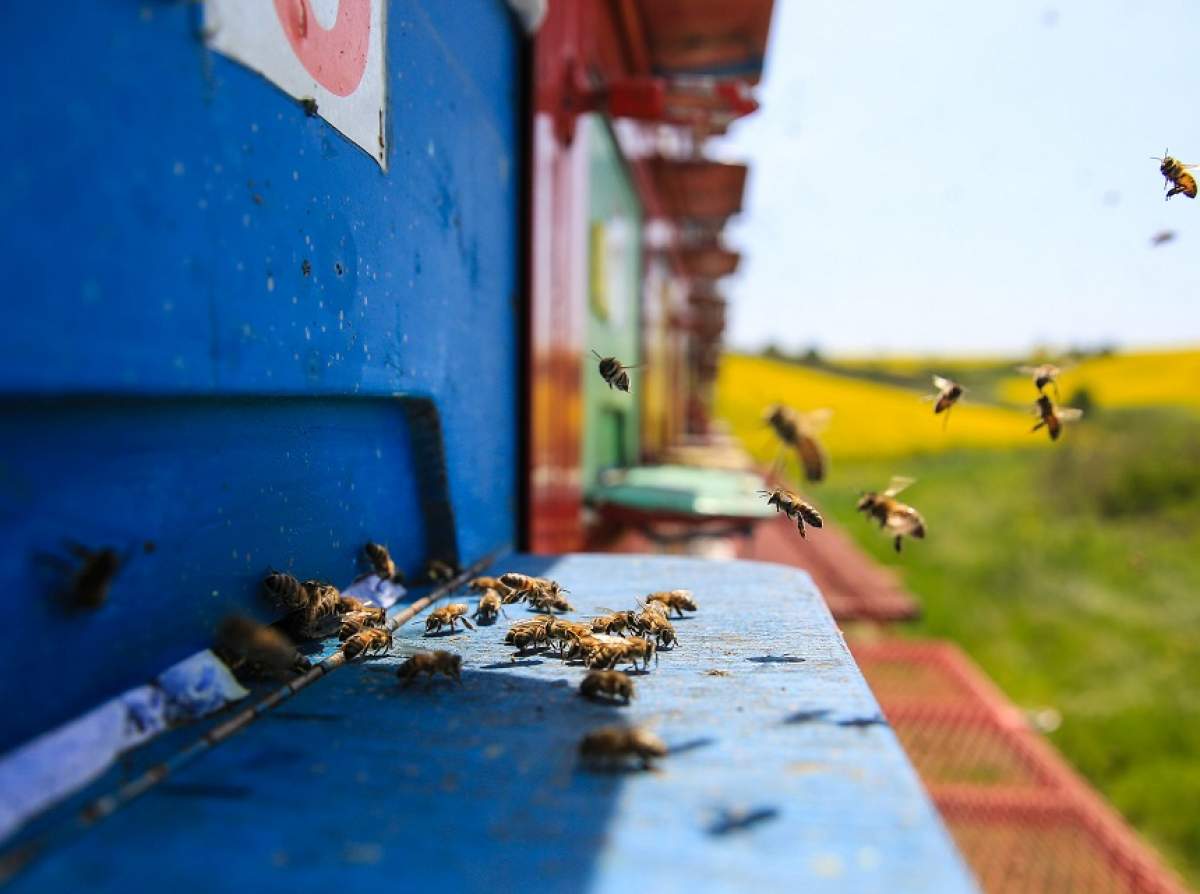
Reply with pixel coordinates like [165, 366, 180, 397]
[1058, 407, 1084, 422]
[1016, 365, 1038, 375]
[883, 476, 915, 497]
[932, 375, 954, 391]
[798, 408, 833, 432]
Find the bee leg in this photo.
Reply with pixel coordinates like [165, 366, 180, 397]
[894, 536, 903, 553]
[461, 617, 475, 630]
[1031, 421, 1045, 433]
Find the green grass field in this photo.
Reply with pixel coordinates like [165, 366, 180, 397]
[718, 353, 1200, 885]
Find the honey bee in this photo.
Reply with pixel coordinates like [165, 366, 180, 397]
[424, 603, 475, 635]
[424, 559, 458, 583]
[546, 618, 592, 655]
[579, 725, 667, 770]
[1017, 363, 1063, 398]
[337, 597, 386, 625]
[619, 636, 659, 669]
[758, 488, 824, 538]
[362, 542, 405, 584]
[591, 349, 640, 393]
[763, 405, 829, 482]
[580, 670, 635, 704]
[856, 477, 927, 553]
[635, 611, 678, 649]
[498, 572, 564, 599]
[505, 616, 554, 655]
[590, 611, 635, 636]
[646, 590, 697, 618]
[216, 615, 308, 679]
[59, 544, 122, 610]
[527, 588, 574, 614]
[262, 571, 309, 612]
[1031, 394, 1083, 441]
[583, 639, 629, 669]
[338, 615, 370, 641]
[301, 580, 342, 631]
[926, 375, 964, 428]
[341, 626, 393, 660]
[472, 588, 505, 624]
[1154, 150, 1198, 200]
[396, 650, 462, 685]
[467, 576, 504, 593]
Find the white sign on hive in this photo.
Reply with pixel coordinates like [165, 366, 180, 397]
[205, 0, 388, 169]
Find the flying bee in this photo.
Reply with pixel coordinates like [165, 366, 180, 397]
[396, 650, 462, 685]
[856, 477, 927, 553]
[757, 488, 824, 538]
[467, 576, 503, 593]
[1031, 394, 1083, 441]
[646, 590, 697, 618]
[341, 626, 393, 661]
[591, 349, 641, 393]
[925, 375, 965, 429]
[763, 405, 830, 482]
[580, 670, 635, 704]
[472, 588, 505, 625]
[215, 616, 308, 680]
[262, 571, 309, 612]
[1154, 149, 1198, 200]
[579, 725, 667, 770]
[424, 559, 459, 583]
[362, 542, 405, 584]
[424, 603, 475, 635]
[53, 544, 123, 611]
[1017, 363, 1064, 398]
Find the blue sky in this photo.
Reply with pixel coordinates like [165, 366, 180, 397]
[715, 0, 1200, 355]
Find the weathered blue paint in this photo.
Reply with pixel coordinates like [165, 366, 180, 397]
[8, 556, 978, 893]
[0, 1, 520, 753]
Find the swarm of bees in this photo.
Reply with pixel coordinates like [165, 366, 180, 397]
[856, 477, 927, 554]
[591, 350, 640, 393]
[1154, 150, 1197, 200]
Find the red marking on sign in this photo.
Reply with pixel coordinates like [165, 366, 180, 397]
[274, 0, 371, 97]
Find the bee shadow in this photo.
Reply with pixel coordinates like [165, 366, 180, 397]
[706, 806, 781, 836]
[745, 655, 806, 665]
[478, 659, 545, 669]
[781, 709, 831, 725]
[665, 736, 716, 757]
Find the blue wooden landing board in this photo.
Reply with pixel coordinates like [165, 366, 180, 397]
[8, 555, 978, 893]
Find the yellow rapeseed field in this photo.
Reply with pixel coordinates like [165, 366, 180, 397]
[998, 348, 1200, 410]
[716, 354, 1035, 462]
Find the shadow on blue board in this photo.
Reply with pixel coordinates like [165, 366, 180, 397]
[10, 664, 626, 894]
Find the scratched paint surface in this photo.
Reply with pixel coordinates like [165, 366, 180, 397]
[9, 556, 978, 893]
[0, 0, 518, 752]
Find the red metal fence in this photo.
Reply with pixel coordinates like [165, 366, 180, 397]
[852, 641, 1190, 894]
